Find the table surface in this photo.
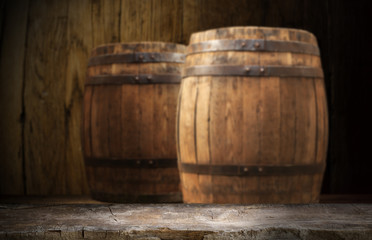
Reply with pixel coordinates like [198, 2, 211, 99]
[0, 197, 371, 240]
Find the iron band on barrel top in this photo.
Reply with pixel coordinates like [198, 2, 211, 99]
[187, 39, 320, 55]
[179, 162, 325, 177]
[85, 157, 178, 169]
[184, 65, 324, 78]
[86, 74, 182, 85]
[88, 52, 185, 66]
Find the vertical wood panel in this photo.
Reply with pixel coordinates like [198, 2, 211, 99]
[65, 0, 92, 195]
[91, 0, 121, 46]
[0, 0, 29, 194]
[24, 0, 69, 194]
[1, 0, 371, 195]
[21, 0, 122, 195]
[182, 0, 263, 44]
[83, 87, 93, 159]
[121, 0, 183, 42]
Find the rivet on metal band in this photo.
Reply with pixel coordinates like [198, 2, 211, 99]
[178, 162, 325, 177]
[85, 158, 178, 168]
[88, 52, 185, 66]
[187, 39, 320, 56]
[85, 74, 182, 85]
[184, 65, 324, 78]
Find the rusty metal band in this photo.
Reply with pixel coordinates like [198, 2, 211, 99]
[91, 192, 183, 203]
[184, 65, 324, 78]
[187, 39, 320, 55]
[88, 52, 185, 66]
[85, 74, 181, 85]
[85, 157, 178, 169]
[179, 162, 325, 176]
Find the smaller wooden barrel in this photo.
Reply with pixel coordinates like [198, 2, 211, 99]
[83, 42, 185, 203]
[177, 27, 328, 204]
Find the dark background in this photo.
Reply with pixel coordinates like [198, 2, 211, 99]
[0, 0, 371, 195]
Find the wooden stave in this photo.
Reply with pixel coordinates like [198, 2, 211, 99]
[83, 42, 185, 203]
[177, 27, 328, 204]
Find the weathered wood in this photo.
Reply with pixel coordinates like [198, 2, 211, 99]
[0, 0, 371, 196]
[64, 0, 92, 195]
[178, 27, 328, 204]
[84, 42, 185, 203]
[0, 204, 371, 240]
[120, 0, 183, 42]
[3, 0, 123, 196]
[23, 0, 69, 195]
[182, 0, 263, 44]
[0, 0, 29, 194]
[91, 0, 121, 45]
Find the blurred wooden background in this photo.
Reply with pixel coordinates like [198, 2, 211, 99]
[1, 0, 371, 195]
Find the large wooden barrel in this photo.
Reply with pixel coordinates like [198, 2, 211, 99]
[83, 42, 185, 203]
[177, 27, 328, 203]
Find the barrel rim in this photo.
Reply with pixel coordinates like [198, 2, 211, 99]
[186, 39, 320, 55]
[92, 41, 186, 55]
[189, 26, 317, 43]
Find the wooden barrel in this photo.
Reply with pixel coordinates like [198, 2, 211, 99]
[83, 42, 185, 203]
[177, 27, 328, 203]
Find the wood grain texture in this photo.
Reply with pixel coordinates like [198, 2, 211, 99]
[65, 0, 92, 194]
[120, 0, 183, 42]
[91, 0, 121, 45]
[182, 0, 262, 44]
[23, 0, 69, 195]
[1, 0, 124, 195]
[84, 42, 185, 202]
[178, 26, 328, 204]
[0, 204, 371, 239]
[0, 0, 29, 194]
[0, 0, 370, 196]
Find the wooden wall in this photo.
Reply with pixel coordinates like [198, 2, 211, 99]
[0, 0, 371, 195]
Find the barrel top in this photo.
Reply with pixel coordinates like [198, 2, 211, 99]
[189, 26, 318, 45]
[91, 41, 186, 57]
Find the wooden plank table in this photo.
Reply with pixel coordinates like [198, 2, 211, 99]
[0, 198, 371, 239]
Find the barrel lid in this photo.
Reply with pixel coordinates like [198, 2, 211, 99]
[189, 26, 318, 46]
